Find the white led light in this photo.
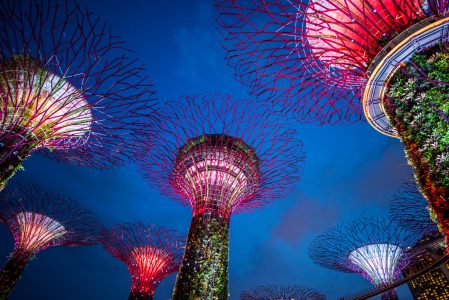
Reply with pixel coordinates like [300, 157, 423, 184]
[1, 67, 92, 145]
[349, 243, 403, 286]
[16, 212, 66, 251]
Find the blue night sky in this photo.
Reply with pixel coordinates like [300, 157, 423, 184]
[0, 1, 416, 299]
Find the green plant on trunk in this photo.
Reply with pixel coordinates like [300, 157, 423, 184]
[0, 251, 33, 300]
[386, 42, 449, 241]
[172, 213, 229, 300]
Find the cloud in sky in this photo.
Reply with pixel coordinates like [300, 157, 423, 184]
[349, 139, 413, 206]
[270, 194, 340, 246]
[231, 239, 296, 294]
[174, 5, 220, 75]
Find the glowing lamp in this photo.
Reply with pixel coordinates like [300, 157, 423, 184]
[349, 243, 403, 286]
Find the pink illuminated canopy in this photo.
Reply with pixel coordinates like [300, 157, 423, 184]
[131, 246, 170, 295]
[305, 0, 422, 70]
[173, 134, 261, 218]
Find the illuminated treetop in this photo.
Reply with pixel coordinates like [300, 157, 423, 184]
[304, 0, 423, 71]
[102, 223, 185, 299]
[0, 182, 103, 255]
[308, 217, 419, 288]
[0, 0, 158, 170]
[389, 178, 439, 235]
[240, 284, 326, 300]
[216, 0, 448, 123]
[138, 94, 304, 219]
[173, 133, 261, 218]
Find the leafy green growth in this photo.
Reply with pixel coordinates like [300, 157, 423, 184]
[173, 214, 229, 300]
[386, 42, 449, 237]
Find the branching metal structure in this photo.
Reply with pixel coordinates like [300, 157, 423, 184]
[0, 0, 157, 189]
[308, 217, 419, 300]
[240, 284, 326, 300]
[217, 0, 447, 123]
[102, 223, 184, 300]
[389, 178, 439, 236]
[0, 183, 103, 299]
[218, 0, 449, 250]
[138, 95, 304, 299]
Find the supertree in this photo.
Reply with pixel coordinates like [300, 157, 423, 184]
[0, 183, 103, 299]
[240, 284, 326, 300]
[217, 1, 449, 248]
[102, 223, 185, 300]
[389, 178, 440, 236]
[138, 95, 304, 299]
[308, 217, 420, 300]
[0, 0, 157, 190]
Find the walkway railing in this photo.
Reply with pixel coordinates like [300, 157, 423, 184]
[339, 254, 449, 300]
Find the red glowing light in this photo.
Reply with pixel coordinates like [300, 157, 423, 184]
[103, 223, 184, 297]
[305, 0, 422, 70]
[131, 246, 169, 293]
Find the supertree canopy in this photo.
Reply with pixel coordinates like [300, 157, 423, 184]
[138, 95, 304, 299]
[240, 284, 326, 300]
[0, 0, 157, 190]
[389, 178, 439, 236]
[102, 223, 185, 300]
[303, 0, 423, 72]
[0, 183, 103, 299]
[217, 0, 447, 123]
[217, 0, 449, 251]
[308, 217, 419, 300]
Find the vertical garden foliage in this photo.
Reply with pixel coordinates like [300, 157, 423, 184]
[386, 43, 449, 243]
[173, 213, 229, 300]
[0, 136, 32, 191]
[0, 251, 32, 300]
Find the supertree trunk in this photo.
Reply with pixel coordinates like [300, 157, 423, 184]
[128, 291, 153, 300]
[0, 251, 32, 300]
[172, 212, 229, 300]
[385, 43, 449, 250]
[0, 131, 35, 191]
[380, 289, 398, 300]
